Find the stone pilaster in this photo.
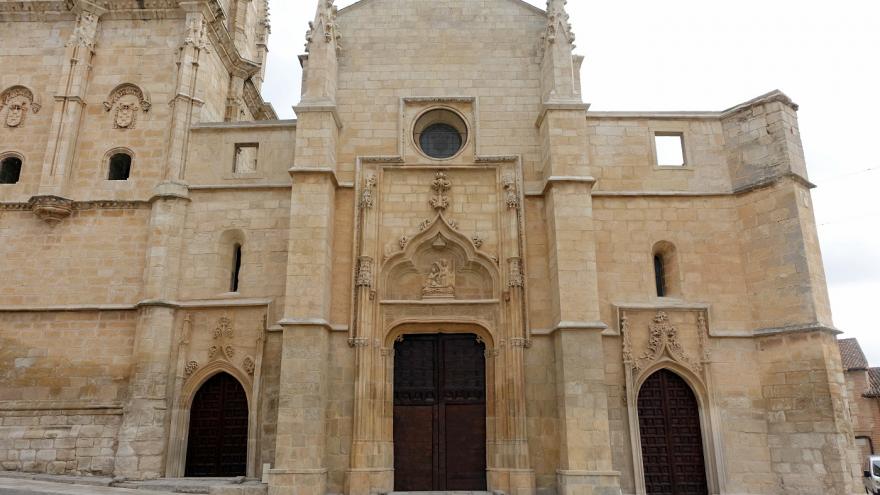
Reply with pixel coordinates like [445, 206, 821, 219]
[270, 3, 342, 492]
[114, 182, 190, 479]
[37, 3, 104, 198]
[165, 4, 213, 181]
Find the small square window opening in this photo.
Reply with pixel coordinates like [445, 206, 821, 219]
[655, 133, 686, 167]
[234, 144, 259, 174]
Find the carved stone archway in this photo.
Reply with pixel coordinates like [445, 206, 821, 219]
[165, 314, 266, 479]
[619, 308, 727, 495]
[346, 162, 533, 495]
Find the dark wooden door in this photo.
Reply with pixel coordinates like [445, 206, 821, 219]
[638, 369, 708, 495]
[393, 334, 487, 491]
[185, 372, 249, 477]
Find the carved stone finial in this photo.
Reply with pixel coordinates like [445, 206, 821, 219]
[502, 176, 520, 209]
[543, 0, 575, 48]
[634, 311, 701, 375]
[29, 196, 75, 225]
[210, 317, 235, 361]
[66, 10, 100, 51]
[430, 171, 452, 211]
[305, 0, 342, 53]
[360, 174, 377, 209]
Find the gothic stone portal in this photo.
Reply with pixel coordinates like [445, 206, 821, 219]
[393, 333, 487, 491]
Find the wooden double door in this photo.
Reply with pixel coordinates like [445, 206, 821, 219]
[638, 369, 708, 495]
[185, 373, 249, 477]
[393, 333, 487, 491]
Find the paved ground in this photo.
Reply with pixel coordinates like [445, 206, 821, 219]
[0, 478, 173, 495]
[0, 473, 266, 495]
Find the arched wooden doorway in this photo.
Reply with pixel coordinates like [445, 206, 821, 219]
[393, 333, 487, 491]
[185, 372, 248, 477]
[638, 369, 708, 495]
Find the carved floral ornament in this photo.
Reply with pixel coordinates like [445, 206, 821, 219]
[1, 86, 41, 128]
[183, 316, 263, 382]
[621, 311, 710, 377]
[103, 84, 151, 129]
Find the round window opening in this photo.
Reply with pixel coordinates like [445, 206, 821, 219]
[414, 109, 467, 160]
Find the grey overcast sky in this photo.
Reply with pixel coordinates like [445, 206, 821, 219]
[263, 0, 880, 362]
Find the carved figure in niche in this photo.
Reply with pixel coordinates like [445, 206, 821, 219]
[422, 260, 455, 299]
[1, 86, 40, 128]
[103, 84, 151, 130]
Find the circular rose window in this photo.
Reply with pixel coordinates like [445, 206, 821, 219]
[413, 109, 468, 159]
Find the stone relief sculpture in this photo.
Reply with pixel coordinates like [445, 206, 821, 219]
[423, 260, 455, 298]
[103, 83, 151, 129]
[430, 171, 451, 211]
[1, 86, 41, 128]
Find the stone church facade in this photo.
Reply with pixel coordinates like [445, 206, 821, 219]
[0, 0, 864, 494]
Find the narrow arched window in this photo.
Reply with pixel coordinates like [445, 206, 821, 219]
[0, 156, 22, 184]
[230, 243, 242, 292]
[108, 153, 132, 180]
[654, 254, 667, 297]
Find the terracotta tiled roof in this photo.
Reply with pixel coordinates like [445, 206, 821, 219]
[866, 368, 880, 398]
[838, 338, 869, 371]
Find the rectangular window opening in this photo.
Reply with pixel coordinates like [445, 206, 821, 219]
[234, 143, 259, 174]
[230, 244, 242, 293]
[655, 133, 686, 167]
[0, 158, 22, 184]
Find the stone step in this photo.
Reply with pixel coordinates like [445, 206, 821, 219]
[0, 473, 267, 495]
[389, 492, 493, 495]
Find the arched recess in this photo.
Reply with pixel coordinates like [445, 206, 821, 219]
[652, 240, 681, 298]
[218, 229, 246, 294]
[184, 371, 249, 477]
[380, 214, 500, 302]
[630, 362, 721, 495]
[166, 362, 259, 478]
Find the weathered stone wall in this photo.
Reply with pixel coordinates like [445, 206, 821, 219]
[0, 310, 136, 475]
[335, 0, 545, 182]
[65, 17, 182, 201]
[0, 209, 150, 306]
[586, 117, 731, 192]
[525, 336, 559, 493]
[0, 18, 67, 202]
[758, 331, 861, 495]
